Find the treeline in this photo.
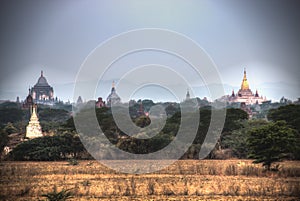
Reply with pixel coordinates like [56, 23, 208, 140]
[1, 102, 300, 166]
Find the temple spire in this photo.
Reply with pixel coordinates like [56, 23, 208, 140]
[241, 68, 249, 90]
[25, 104, 43, 139]
[186, 89, 190, 100]
[111, 81, 116, 93]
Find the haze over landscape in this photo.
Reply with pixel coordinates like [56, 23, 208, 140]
[0, 0, 299, 102]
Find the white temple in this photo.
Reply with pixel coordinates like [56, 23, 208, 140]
[25, 105, 43, 139]
[106, 81, 121, 106]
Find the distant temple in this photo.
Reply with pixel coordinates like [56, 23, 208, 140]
[137, 101, 146, 117]
[185, 89, 190, 100]
[106, 81, 121, 106]
[23, 88, 34, 111]
[95, 97, 106, 108]
[228, 69, 267, 105]
[30, 71, 54, 104]
[25, 104, 43, 139]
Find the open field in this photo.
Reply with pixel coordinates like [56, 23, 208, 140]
[0, 160, 300, 200]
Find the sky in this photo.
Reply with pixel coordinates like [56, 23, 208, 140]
[0, 0, 299, 103]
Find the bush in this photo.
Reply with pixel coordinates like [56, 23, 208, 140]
[67, 158, 79, 166]
[9, 133, 86, 161]
[42, 188, 73, 201]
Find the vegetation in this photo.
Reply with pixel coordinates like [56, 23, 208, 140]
[0, 129, 9, 156]
[9, 133, 89, 161]
[0, 160, 299, 200]
[1, 101, 299, 165]
[0, 108, 23, 127]
[247, 121, 298, 170]
[268, 104, 300, 132]
[1, 101, 300, 200]
[42, 187, 74, 201]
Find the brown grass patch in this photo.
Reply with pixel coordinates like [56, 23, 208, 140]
[0, 160, 299, 200]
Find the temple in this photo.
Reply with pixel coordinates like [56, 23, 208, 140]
[23, 88, 34, 111]
[106, 81, 121, 106]
[185, 89, 190, 100]
[30, 71, 54, 104]
[228, 69, 267, 105]
[25, 104, 43, 139]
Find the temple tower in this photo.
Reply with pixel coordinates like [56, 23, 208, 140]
[25, 104, 43, 139]
[186, 89, 190, 100]
[31, 71, 54, 104]
[241, 68, 249, 90]
[106, 81, 121, 106]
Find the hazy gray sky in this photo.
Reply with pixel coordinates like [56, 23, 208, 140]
[0, 0, 299, 102]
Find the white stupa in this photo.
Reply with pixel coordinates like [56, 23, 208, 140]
[25, 104, 43, 139]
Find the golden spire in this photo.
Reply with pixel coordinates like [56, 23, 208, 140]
[241, 68, 249, 90]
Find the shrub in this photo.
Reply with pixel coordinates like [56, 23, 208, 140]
[42, 188, 73, 201]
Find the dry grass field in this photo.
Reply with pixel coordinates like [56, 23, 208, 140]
[0, 160, 299, 200]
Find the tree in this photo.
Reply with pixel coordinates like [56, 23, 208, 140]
[268, 104, 300, 133]
[222, 108, 248, 133]
[9, 133, 87, 161]
[0, 108, 23, 126]
[267, 104, 300, 159]
[247, 121, 298, 170]
[222, 119, 269, 158]
[135, 116, 151, 128]
[3, 122, 18, 134]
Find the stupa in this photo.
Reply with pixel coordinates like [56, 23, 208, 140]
[25, 104, 43, 139]
[106, 81, 121, 106]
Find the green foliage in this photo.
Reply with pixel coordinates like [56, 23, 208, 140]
[0, 108, 23, 126]
[9, 133, 86, 161]
[267, 104, 300, 159]
[42, 188, 73, 201]
[223, 108, 248, 133]
[247, 121, 298, 170]
[67, 158, 79, 166]
[38, 108, 70, 122]
[3, 122, 18, 134]
[9, 102, 292, 161]
[268, 104, 300, 133]
[222, 119, 269, 158]
[0, 101, 20, 109]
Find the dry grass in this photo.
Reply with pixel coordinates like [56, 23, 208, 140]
[0, 160, 299, 200]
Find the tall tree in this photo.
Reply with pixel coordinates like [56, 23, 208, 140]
[268, 104, 300, 133]
[267, 104, 300, 159]
[247, 121, 298, 170]
[223, 119, 269, 158]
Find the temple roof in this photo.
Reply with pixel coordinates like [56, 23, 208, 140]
[107, 81, 121, 104]
[241, 68, 249, 90]
[34, 71, 50, 87]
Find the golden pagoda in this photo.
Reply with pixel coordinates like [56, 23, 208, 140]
[228, 68, 267, 105]
[241, 68, 249, 90]
[25, 104, 43, 139]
